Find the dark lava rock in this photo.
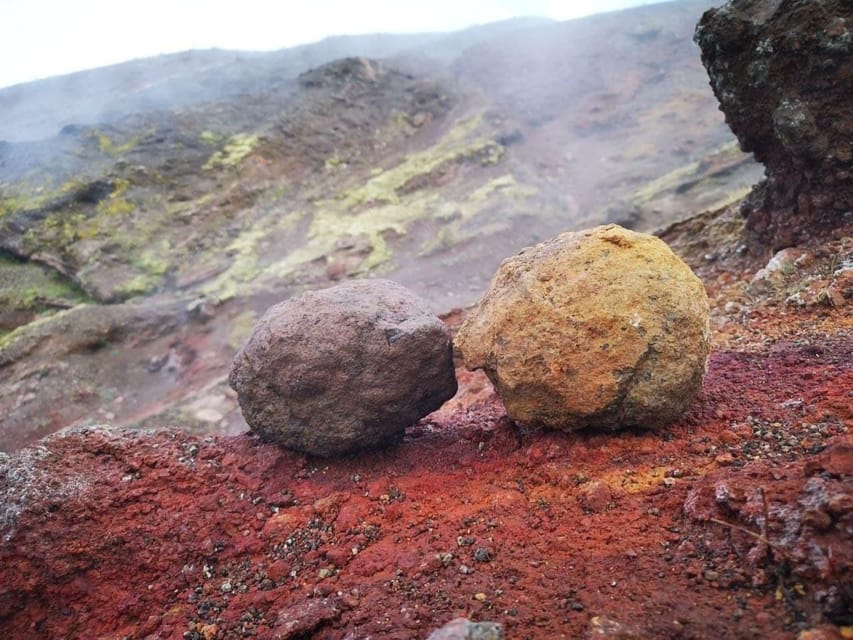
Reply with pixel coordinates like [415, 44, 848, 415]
[695, 0, 852, 249]
[229, 279, 457, 457]
[299, 56, 384, 89]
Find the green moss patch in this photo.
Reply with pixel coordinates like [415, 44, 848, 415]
[227, 310, 258, 350]
[0, 253, 90, 317]
[200, 130, 223, 145]
[194, 112, 544, 302]
[1, 187, 63, 219]
[94, 132, 141, 157]
[203, 134, 260, 170]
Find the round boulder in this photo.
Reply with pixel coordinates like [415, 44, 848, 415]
[455, 224, 710, 431]
[229, 279, 457, 456]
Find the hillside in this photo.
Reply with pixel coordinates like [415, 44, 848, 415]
[2, 0, 851, 637]
[0, 0, 769, 453]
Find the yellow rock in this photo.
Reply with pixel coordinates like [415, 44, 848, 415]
[456, 224, 710, 431]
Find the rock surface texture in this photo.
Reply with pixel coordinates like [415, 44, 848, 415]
[229, 279, 456, 456]
[455, 225, 711, 431]
[695, 0, 853, 249]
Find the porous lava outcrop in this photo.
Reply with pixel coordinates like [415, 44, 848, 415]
[455, 225, 711, 431]
[229, 279, 457, 456]
[695, 0, 853, 249]
[684, 437, 853, 624]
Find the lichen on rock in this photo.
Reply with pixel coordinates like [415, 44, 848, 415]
[229, 279, 457, 456]
[455, 224, 711, 431]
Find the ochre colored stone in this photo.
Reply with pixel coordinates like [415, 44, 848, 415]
[455, 225, 710, 431]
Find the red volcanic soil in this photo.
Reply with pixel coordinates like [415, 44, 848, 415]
[1, 220, 851, 639]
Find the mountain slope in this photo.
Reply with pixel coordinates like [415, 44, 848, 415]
[0, 0, 761, 451]
[0, 18, 554, 144]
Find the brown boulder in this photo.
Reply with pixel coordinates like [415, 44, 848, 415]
[455, 225, 710, 431]
[229, 279, 457, 456]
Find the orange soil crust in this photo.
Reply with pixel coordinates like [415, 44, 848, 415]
[1, 320, 850, 639]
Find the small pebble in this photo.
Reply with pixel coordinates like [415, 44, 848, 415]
[473, 548, 492, 563]
[715, 452, 735, 466]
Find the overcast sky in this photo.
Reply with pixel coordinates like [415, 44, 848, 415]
[0, 0, 663, 89]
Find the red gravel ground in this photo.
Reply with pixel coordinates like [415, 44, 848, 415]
[1, 217, 851, 639]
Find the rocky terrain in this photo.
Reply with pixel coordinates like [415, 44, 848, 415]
[0, 0, 764, 453]
[1, 0, 851, 638]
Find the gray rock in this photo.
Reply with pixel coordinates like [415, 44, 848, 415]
[229, 279, 457, 456]
[427, 618, 503, 640]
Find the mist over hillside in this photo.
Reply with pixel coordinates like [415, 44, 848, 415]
[2, 2, 852, 638]
[0, 16, 557, 143]
[0, 0, 760, 449]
